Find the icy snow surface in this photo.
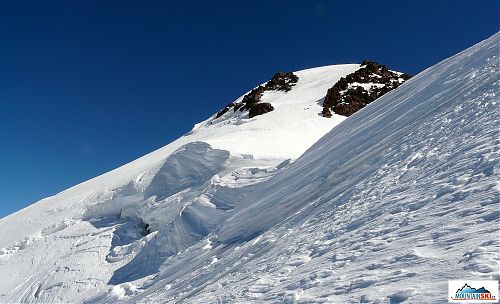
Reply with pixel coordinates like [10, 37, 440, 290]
[1, 33, 499, 303]
[0, 63, 359, 303]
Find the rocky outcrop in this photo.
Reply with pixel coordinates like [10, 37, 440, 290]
[240, 86, 267, 111]
[215, 102, 236, 118]
[215, 71, 299, 119]
[322, 61, 412, 117]
[249, 102, 274, 118]
[265, 72, 299, 92]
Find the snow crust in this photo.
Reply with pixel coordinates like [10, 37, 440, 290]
[133, 33, 499, 304]
[0, 63, 359, 303]
[0, 32, 499, 303]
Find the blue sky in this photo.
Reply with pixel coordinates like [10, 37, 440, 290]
[0, 1, 498, 218]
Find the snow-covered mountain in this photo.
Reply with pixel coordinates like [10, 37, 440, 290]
[0, 62, 367, 303]
[1, 33, 498, 303]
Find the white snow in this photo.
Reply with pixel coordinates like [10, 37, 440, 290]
[0, 32, 498, 303]
[0, 63, 360, 303]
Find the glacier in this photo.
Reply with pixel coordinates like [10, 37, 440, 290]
[0, 33, 498, 303]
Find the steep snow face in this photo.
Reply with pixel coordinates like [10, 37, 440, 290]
[217, 34, 499, 243]
[0, 63, 359, 241]
[1, 31, 498, 303]
[130, 34, 496, 303]
[0, 64, 362, 303]
[194, 64, 361, 159]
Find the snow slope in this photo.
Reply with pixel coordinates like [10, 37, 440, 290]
[0, 64, 362, 303]
[1, 32, 499, 304]
[210, 33, 500, 302]
[123, 33, 499, 303]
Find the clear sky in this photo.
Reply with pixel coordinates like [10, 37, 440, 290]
[0, 1, 498, 218]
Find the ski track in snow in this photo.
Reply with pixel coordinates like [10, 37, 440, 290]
[0, 33, 499, 303]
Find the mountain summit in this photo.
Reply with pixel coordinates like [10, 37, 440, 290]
[0, 33, 498, 303]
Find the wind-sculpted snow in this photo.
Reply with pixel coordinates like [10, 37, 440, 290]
[0, 141, 286, 303]
[83, 142, 230, 220]
[217, 32, 499, 244]
[81, 142, 283, 286]
[0, 62, 362, 304]
[1, 33, 498, 303]
[129, 33, 498, 303]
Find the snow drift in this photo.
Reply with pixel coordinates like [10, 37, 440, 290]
[0, 62, 364, 303]
[127, 32, 500, 304]
[0, 33, 498, 303]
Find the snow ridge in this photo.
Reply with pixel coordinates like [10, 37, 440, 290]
[0, 62, 360, 302]
[0, 32, 498, 303]
[139, 33, 498, 303]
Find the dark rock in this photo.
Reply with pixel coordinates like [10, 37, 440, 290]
[215, 102, 236, 118]
[321, 107, 333, 118]
[233, 103, 242, 112]
[249, 102, 274, 118]
[400, 73, 412, 80]
[214, 71, 299, 120]
[322, 61, 412, 117]
[264, 72, 299, 92]
[241, 85, 266, 111]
